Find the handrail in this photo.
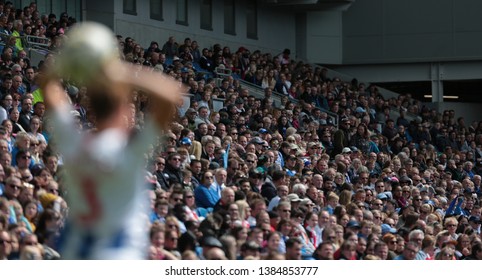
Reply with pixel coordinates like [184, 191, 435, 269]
[238, 79, 339, 129]
[0, 33, 51, 51]
[23, 35, 51, 50]
[214, 66, 232, 78]
[313, 63, 417, 122]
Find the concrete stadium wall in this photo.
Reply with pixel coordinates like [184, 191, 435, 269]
[89, 0, 297, 57]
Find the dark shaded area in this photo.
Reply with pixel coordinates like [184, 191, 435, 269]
[376, 80, 482, 103]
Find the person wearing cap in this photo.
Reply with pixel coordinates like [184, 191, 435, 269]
[345, 220, 361, 235]
[250, 136, 264, 146]
[200, 235, 224, 260]
[179, 137, 192, 148]
[341, 147, 352, 158]
[468, 216, 481, 234]
[305, 142, 321, 157]
[233, 97, 245, 113]
[184, 107, 198, 131]
[258, 128, 269, 140]
[286, 192, 302, 206]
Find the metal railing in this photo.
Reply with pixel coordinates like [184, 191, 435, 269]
[238, 79, 340, 129]
[314, 63, 418, 123]
[0, 33, 51, 67]
[0, 33, 51, 51]
[24, 35, 51, 50]
[214, 66, 232, 78]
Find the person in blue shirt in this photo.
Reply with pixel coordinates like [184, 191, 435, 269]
[194, 171, 220, 209]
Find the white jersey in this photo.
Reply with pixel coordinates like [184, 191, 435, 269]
[53, 109, 156, 259]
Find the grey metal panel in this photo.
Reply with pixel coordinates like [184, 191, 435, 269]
[343, 0, 383, 36]
[343, 36, 383, 63]
[383, 0, 452, 35]
[454, 33, 482, 57]
[383, 33, 454, 61]
[342, 0, 482, 64]
[453, 0, 482, 32]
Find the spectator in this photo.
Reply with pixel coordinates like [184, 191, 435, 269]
[194, 171, 219, 209]
[2, 8, 482, 262]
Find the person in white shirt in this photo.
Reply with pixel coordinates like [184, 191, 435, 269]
[211, 168, 227, 198]
[268, 185, 289, 211]
[194, 106, 211, 127]
[314, 210, 331, 244]
[42, 22, 183, 259]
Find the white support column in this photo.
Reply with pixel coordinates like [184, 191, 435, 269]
[431, 62, 444, 103]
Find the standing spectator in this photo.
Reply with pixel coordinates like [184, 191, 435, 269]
[199, 48, 214, 72]
[333, 117, 351, 156]
[162, 36, 178, 58]
[350, 123, 370, 155]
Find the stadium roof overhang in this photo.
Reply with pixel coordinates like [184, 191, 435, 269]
[260, 0, 355, 12]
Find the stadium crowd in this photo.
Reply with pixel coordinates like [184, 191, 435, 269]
[1, 1, 482, 260]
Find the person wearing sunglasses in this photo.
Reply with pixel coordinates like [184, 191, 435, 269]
[194, 171, 219, 209]
[150, 157, 169, 192]
[0, 230, 12, 260]
[15, 150, 32, 177]
[2, 175, 22, 201]
[163, 153, 184, 186]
